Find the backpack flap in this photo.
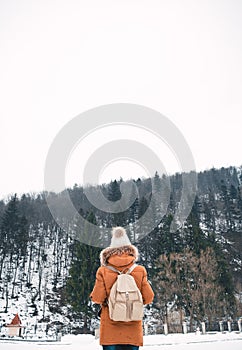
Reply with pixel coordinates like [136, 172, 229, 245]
[116, 274, 138, 292]
[116, 275, 140, 301]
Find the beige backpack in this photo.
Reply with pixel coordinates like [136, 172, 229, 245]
[106, 264, 144, 322]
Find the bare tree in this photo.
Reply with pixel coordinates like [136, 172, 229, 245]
[154, 247, 224, 331]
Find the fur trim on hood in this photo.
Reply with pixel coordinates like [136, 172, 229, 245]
[100, 245, 139, 266]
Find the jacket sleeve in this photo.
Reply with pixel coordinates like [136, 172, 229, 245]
[141, 267, 154, 305]
[90, 267, 107, 304]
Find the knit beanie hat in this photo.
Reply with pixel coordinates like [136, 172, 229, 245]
[110, 226, 131, 248]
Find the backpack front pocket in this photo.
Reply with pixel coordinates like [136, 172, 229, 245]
[131, 300, 143, 320]
[111, 302, 127, 321]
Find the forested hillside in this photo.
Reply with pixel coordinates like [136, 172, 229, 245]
[0, 165, 241, 333]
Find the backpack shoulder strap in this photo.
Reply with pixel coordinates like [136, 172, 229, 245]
[126, 263, 138, 275]
[105, 265, 122, 274]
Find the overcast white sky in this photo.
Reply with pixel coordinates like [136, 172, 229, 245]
[0, 0, 242, 200]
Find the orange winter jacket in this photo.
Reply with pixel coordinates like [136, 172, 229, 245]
[90, 245, 154, 346]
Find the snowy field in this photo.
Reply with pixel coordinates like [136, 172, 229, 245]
[0, 332, 242, 350]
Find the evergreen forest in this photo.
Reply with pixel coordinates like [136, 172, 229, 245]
[0, 165, 242, 333]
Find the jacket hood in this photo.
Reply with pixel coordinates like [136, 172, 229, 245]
[100, 245, 139, 266]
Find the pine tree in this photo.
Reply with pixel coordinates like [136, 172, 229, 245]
[212, 240, 237, 318]
[107, 180, 122, 202]
[64, 211, 101, 332]
[137, 214, 178, 277]
[181, 204, 208, 255]
[107, 179, 127, 227]
[0, 194, 20, 255]
[0, 195, 29, 274]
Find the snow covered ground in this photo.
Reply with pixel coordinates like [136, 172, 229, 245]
[0, 332, 242, 350]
